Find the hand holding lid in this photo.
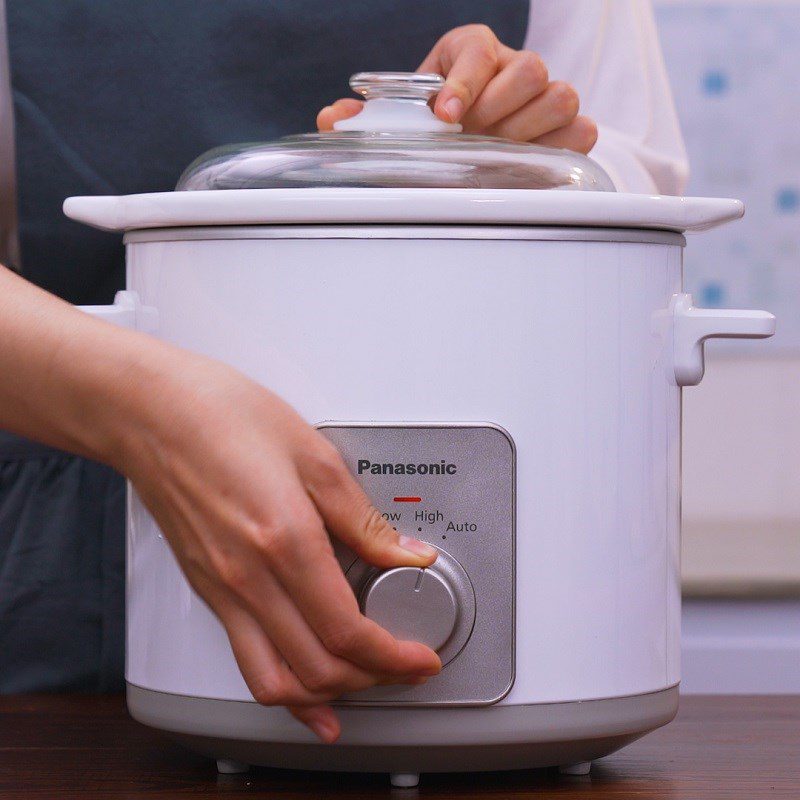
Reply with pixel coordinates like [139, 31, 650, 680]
[333, 72, 462, 134]
[171, 68, 617, 192]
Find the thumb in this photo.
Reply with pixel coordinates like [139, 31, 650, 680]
[329, 492, 439, 570]
[341, 499, 440, 569]
[316, 98, 363, 131]
[301, 450, 439, 569]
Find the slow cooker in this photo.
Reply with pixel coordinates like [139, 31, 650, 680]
[64, 73, 775, 787]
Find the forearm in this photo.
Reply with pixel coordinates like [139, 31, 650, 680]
[0, 264, 171, 465]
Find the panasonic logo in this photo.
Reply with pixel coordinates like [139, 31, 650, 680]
[357, 459, 457, 476]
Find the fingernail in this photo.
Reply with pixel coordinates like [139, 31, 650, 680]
[398, 535, 438, 559]
[309, 717, 338, 744]
[443, 96, 463, 122]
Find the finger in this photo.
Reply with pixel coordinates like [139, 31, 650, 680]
[485, 80, 580, 143]
[203, 589, 344, 742]
[532, 115, 598, 154]
[257, 491, 442, 677]
[191, 574, 335, 704]
[220, 569, 429, 700]
[287, 672, 426, 739]
[461, 50, 549, 132]
[289, 705, 341, 743]
[299, 438, 439, 569]
[420, 25, 501, 124]
[230, 551, 413, 694]
[317, 98, 363, 131]
[182, 525, 396, 700]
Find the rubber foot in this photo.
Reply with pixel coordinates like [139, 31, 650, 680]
[559, 761, 591, 776]
[390, 772, 420, 787]
[216, 758, 250, 774]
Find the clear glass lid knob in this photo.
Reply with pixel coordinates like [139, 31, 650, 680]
[349, 71, 445, 102]
[333, 71, 462, 134]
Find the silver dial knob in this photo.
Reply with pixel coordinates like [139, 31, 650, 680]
[360, 567, 458, 652]
[346, 547, 475, 666]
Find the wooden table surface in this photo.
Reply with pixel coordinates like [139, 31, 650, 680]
[0, 694, 797, 799]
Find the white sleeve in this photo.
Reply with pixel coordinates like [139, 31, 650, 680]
[524, 0, 689, 195]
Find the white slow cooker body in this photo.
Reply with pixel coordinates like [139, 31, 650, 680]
[124, 226, 682, 710]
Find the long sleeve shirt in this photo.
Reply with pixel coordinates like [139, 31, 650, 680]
[525, 0, 689, 194]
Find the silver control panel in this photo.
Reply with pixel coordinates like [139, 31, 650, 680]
[318, 423, 515, 706]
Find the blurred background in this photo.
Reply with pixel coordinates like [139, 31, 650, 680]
[654, 0, 800, 692]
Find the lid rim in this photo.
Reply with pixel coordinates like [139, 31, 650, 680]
[63, 188, 744, 235]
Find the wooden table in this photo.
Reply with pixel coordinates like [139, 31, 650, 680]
[0, 694, 797, 799]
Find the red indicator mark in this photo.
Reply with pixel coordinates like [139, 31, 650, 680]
[393, 496, 422, 503]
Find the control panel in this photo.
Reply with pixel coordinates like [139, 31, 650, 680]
[318, 423, 515, 706]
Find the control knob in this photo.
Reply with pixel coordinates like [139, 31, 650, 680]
[360, 567, 458, 651]
[349, 547, 476, 665]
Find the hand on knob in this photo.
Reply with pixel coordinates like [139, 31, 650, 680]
[107, 347, 442, 743]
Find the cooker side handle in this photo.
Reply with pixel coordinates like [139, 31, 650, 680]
[78, 290, 158, 333]
[671, 293, 776, 386]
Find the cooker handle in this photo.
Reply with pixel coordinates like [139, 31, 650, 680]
[78, 290, 158, 333]
[672, 292, 775, 386]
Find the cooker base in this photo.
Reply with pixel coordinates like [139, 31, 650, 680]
[127, 683, 677, 775]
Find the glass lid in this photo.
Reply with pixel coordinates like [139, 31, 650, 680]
[176, 72, 615, 192]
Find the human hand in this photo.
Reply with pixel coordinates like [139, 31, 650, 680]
[116, 349, 441, 743]
[317, 24, 597, 153]
[0, 266, 439, 742]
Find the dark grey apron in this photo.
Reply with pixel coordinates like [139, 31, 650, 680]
[0, 0, 528, 692]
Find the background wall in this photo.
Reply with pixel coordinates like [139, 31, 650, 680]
[652, 0, 800, 692]
[683, 352, 800, 596]
[681, 352, 800, 693]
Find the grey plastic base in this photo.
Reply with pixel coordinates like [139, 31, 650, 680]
[128, 683, 677, 774]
